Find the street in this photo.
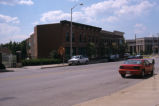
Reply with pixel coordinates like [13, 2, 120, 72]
[0, 58, 158, 106]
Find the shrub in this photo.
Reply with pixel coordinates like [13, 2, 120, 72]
[22, 58, 62, 66]
[0, 63, 6, 69]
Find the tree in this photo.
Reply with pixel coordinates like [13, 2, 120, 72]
[98, 41, 109, 58]
[20, 40, 27, 59]
[49, 50, 60, 59]
[87, 42, 97, 58]
[0, 40, 28, 60]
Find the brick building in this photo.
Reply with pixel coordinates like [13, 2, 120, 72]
[28, 20, 124, 59]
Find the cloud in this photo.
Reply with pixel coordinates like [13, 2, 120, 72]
[0, 23, 28, 44]
[40, 10, 70, 23]
[105, 16, 118, 23]
[134, 24, 146, 34]
[32, 21, 39, 26]
[116, 1, 155, 16]
[83, 0, 129, 17]
[39, 0, 155, 24]
[0, 0, 34, 6]
[0, 14, 20, 24]
[0, 23, 20, 35]
[0, 34, 28, 44]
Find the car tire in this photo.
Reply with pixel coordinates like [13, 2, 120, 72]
[121, 74, 126, 78]
[150, 68, 154, 76]
[85, 61, 88, 64]
[77, 61, 80, 65]
[141, 70, 145, 78]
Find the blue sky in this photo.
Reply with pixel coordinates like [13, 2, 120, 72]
[0, 0, 159, 44]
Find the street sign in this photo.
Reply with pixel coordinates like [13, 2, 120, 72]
[58, 47, 65, 56]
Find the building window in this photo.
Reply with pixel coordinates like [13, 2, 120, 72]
[65, 47, 70, 56]
[84, 34, 86, 42]
[65, 32, 69, 42]
[72, 33, 75, 42]
[78, 47, 86, 56]
[79, 34, 82, 42]
[73, 47, 76, 55]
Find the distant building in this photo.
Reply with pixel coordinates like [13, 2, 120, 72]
[27, 20, 124, 59]
[125, 39, 136, 54]
[126, 37, 159, 55]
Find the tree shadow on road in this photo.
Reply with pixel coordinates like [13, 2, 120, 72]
[0, 69, 14, 73]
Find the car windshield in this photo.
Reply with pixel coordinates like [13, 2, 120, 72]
[71, 56, 80, 59]
[124, 60, 142, 65]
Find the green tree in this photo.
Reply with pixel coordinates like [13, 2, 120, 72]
[0, 40, 28, 60]
[87, 42, 97, 58]
[49, 50, 60, 59]
[20, 40, 27, 59]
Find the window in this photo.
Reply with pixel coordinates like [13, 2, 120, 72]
[124, 60, 142, 65]
[73, 47, 76, 55]
[79, 34, 82, 42]
[84, 34, 86, 42]
[65, 47, 70, 56]
[72, 33, 75, 42]
[65, 32, 69, 42]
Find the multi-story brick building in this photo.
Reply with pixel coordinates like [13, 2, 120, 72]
[28, 20, 124, 59]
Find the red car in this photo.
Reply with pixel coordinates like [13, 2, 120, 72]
[119, 59, 154, 78]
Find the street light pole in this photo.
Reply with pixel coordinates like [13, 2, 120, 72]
[70, 8, 73, 58]
[70, 3, 83, 58]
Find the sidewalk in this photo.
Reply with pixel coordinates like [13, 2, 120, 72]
[6, 59, 109, 71]
[74, 75, 159, 106]
[6, 63, 68, 71]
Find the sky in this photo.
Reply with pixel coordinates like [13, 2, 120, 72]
[0, 0, 159, 44]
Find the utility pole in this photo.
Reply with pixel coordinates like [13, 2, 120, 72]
[157, 33, 159, 55]
[152, 35, 155, 55]
[135, 34, 136, 55]
[70, 3, 83, 58]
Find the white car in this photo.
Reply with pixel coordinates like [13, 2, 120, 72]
[68, 55, 89, 65]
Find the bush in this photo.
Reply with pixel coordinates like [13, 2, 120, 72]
[22, 58, 62, 66]
[0, 63, 6, 69]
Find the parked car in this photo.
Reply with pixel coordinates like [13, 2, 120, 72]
[124, 53, 130, 59]
[135, 55, 143, 59]
[127, 55, 136, 59]
[109, 54, 119, 61]
[68, 55, 89, 65]
[119, 59, 154, 78]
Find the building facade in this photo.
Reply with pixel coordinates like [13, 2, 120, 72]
[126, 37, 159, 55]
[28, 20, 124, 59]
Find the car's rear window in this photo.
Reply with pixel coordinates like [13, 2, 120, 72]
[124, 60, 142, 64]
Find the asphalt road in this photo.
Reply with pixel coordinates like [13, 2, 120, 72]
[0, 59, 158, 106]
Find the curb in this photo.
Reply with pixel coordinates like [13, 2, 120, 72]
[41, 64, 68, 69]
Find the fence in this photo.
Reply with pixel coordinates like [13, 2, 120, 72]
[2, 53, 17, 68]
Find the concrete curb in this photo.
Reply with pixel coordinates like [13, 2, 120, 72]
[40, 64, 68, 69]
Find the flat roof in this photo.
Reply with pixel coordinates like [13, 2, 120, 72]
[60, 20, 102, 30]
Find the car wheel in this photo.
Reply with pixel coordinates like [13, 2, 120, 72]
[85, 61, 88, 64]
[121, 74, 126, 78]
[150, 68, 154, 76]
[141, 70, 145, 78]
[77, 61, 80, 65]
